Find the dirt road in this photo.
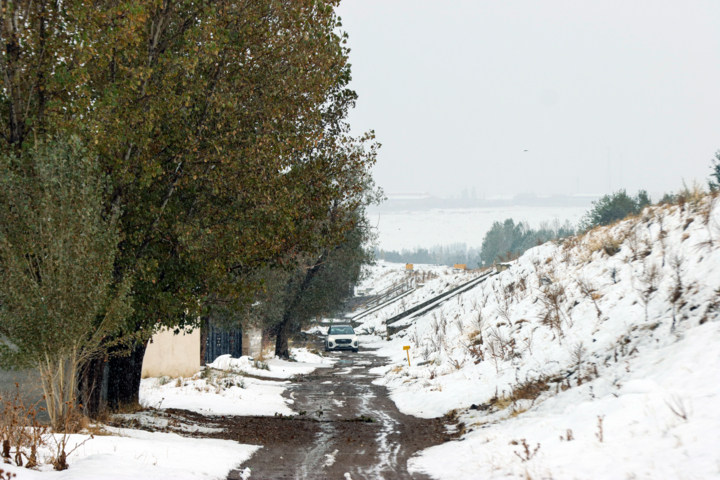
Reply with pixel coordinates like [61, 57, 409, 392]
[224, 347, 457, 480]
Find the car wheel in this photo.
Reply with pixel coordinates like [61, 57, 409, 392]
[352, 348, 359, 353]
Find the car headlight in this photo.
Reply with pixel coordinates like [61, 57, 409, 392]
[328, 336, 335, 344]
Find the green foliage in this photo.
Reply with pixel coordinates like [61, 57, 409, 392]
[578, 190, 651, 232]
[0, 138, 133, 427]
[480, 219, 574, 266]
[708, 151, 720, 191]
[0, 0, 377, 336]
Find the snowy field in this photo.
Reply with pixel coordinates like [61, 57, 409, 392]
[371, 206, 588, 251]
[359, 196, 720, 479]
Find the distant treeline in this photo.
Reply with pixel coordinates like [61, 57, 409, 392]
[374, 218, 575, 268]
[374, 243, 481, 267]
[376, 157, 720, 268]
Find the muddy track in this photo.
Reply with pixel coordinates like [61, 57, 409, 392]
[224, 348, 458, 480]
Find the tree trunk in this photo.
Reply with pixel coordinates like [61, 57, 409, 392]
[274, 314, 293, 359]
[274, 251, 330, 358]
[200, 317, 208, 365]
[78, 357, 106, 418]
[106, 341, 148, 410]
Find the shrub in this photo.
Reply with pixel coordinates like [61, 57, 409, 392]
[579, 189, 651, 232]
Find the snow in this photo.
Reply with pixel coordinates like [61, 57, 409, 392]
[373, 206, 587, 251]
[138, 348, 337, 417]
[358, 197, 720, 478]
[1, 346, 337, 478]
[140, 373, 294, 416]
[1, 428, 259, 480]
[207, 348, 335, 380]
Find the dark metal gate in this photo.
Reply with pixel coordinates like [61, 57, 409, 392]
[204, 320, 242, 364]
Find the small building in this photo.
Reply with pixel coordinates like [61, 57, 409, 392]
[141, 321, 264, 379]
[142, 327, 201, 378]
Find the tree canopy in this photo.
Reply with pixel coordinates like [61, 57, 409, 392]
[480, 219, 574, 266]
[0, 0, 378, 407]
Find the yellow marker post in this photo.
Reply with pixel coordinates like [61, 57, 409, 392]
[403, 345, 411, 366]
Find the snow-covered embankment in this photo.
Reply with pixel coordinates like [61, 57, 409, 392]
[359, 196, 720, 479]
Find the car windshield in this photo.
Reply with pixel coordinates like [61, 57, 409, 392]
[328, 326, 354, 335]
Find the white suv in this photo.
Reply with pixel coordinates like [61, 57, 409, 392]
[325, 325, 359, 353]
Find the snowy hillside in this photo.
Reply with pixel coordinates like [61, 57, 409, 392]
[358, 195, 720, 479]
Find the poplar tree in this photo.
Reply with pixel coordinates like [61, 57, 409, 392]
[0, 138, 133, 428]
[0, 0, 377, 409]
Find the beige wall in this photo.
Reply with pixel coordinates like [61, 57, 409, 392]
[142, 327, 201, 378]
[242, 327, 263, 358]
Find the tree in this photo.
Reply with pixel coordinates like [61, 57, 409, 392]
[0, 138, 133, 429]
[578, 190, 651, 232]
[708, 151, 720, 191]
[272, 213, 374, 358]
[0, 0, 377, 409]
[480, 219, 523, 266]
[479, 218, 574, 266]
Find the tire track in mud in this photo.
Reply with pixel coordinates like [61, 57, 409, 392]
[228, 348, 458, 480]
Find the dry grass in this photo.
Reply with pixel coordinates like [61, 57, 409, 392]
[585, 230, 623, 258]
[0, 385, 48, 468]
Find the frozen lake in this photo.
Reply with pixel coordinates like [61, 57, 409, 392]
[370, 206, 588, 251]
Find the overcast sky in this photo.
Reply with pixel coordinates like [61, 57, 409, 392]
[336, 0, 720, 198]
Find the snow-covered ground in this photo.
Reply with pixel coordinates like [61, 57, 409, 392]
[139, 348, 336, 417]
[3, 348, 334, 479]
[2, 428, 258, 480]
[373, 206, 587, 251]
[359, 195, 720, 479]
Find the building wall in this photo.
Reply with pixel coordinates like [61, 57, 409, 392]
[142, 327, 201, 378]
[242, 327, 263, 358]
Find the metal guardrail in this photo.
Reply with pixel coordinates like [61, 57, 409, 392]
[351, 286, 417, 322]
[385, 271, 496, 335]
[354, 278, 415, 312]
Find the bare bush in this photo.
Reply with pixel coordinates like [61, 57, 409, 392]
[635, 261, 663, 321]
[0, 385, 48, 468]
[537, 283, 569, 334]
[512, 439, 540, 462]
[421, 343, 432, 362]
[471, 310, 485, 332]
[577, 278, 602, 319]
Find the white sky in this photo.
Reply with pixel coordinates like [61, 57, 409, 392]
[337, 0, 720, 198]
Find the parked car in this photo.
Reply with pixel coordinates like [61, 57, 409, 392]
[325, 325, 359, 353]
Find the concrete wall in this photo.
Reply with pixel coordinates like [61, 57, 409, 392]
[242, 327, 263, 358]
[142, 327, 201, 378]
